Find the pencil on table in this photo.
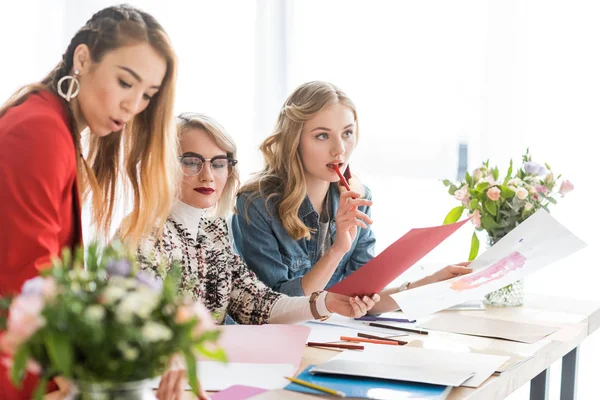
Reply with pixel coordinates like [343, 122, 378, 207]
[285, 376, 346, 398]
[340, 336, 399, 345]
[306, 342, 364, 350]
[369, 322, 429, 335]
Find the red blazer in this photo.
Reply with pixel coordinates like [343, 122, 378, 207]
[0, 90, 82, 398]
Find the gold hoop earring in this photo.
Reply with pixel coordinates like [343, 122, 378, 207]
[57, 69, 81, 102]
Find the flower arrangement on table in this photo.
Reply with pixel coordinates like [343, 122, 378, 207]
[0, 241, 225, 399]
[443, 149, 574, 261]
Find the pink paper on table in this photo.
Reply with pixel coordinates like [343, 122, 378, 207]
[210, 385, 267, 400]
[213, 324, 310, 368]
[328, 219, 469, 297]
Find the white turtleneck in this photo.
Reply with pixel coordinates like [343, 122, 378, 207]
[168, 199, 332, 323]
[170, 200, 211, 241]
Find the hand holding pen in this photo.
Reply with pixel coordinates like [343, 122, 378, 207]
[330, 165, 373, 256]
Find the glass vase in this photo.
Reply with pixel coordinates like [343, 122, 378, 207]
[482, 234, 525, 307]
[69, 379, 156, 400]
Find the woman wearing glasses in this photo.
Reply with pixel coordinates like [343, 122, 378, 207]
[136, 113, 380, 328]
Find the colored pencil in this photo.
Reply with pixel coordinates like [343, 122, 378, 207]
[285, 376, 346, 397]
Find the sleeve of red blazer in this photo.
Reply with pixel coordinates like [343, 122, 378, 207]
[0, 112, 75, 296]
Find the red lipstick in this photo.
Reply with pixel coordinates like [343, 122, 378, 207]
[194, 187, 214, 195]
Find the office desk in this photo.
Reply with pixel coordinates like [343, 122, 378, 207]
[195, 294, 600, 400]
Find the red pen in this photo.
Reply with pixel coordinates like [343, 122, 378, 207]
[333, 164, 351, 192]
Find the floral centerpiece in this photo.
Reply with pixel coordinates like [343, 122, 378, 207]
[442, 149, 574, 305]
[0, 241, 226, 399]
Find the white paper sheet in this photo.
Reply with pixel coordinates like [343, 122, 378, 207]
[197, 362, 294, 391]
[328, 344, 508, 388]
[304, 314, 412, 339]
[152, 362, 294, 391]
[392, 209, 586, 319]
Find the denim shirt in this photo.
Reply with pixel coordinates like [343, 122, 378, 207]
[231, 184, 375, 296]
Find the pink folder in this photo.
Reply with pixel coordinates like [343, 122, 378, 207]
[328, 219, 469, 297]
[215, 324, 310, 368]
[210, 385, 267, 400]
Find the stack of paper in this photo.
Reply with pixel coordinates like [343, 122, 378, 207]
[286, 364, 452, 400]
[417, 314, 559, 344]
[313, 344, 508, 388]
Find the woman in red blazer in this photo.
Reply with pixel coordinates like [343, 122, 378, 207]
[0, 5, 180, 399]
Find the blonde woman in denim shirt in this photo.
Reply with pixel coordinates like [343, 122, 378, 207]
[233, 81, 471, 314]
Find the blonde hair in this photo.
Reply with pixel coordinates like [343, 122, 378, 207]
[0, 5, 180, 247]
[239, 81, 363, 240]
[176, 113, 240, 217]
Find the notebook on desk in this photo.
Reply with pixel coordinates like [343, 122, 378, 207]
[310, 359, 474, 387]
[284, 365, 452, 400]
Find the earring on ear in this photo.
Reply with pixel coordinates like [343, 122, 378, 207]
[57, 68, 81, 102]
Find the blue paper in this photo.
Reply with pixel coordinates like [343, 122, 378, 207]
[284, 365, 451, 400]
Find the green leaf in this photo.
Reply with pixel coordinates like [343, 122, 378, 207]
[183, 349, 201, 396]
[481, 214, 502, 230]
[468, 232, 480, 261]
[475, 182, 490, 193]
[194, 344, 228, 362]
[45, 331, 73, 376]
[491, 167, 499, 181]
[32, 375, 49, 400]
[503, 160, 513, 185]
[465, 171, 472, 186]
[469, 198, 479, 210]
[442, 179, 452, 187]
[501, 185, 515, 199]
[443, 206, 464, 225]
[10, 345, 29, 387]
[447, 184, 458, 195]
[484, 199, 498, 216]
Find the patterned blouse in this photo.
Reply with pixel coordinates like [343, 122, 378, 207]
[137, 201, 283, 325]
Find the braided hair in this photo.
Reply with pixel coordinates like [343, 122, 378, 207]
[0, 4, 180, 246]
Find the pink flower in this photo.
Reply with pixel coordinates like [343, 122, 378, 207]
[1, 356, 41, 375]
[192, 303, 216, 335]
[472, 169, 483, 182]
[176, 302, 215, 338]
[484, 175, 497, 185]
[487, 187, 501, 201]
[0, 296, 46, 354]
[559, 180, 574, 196]
[516, 187, 529, 200]
[469, 209, 481, 228]
[535, 185, 549, 195]
[454, 185, 469, 201]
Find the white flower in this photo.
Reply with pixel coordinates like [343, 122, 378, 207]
[516, 187, 529, 200]
[110, 276, 138, 290]
[527, 185, 537, 194]
[141, 322, 173, 342]
[524, 202, 534, 211]
[507, 178, 522, 187]
[102, 286, 127, 305]
[117, 341, 139, 361]
[68, 269, 90, 281]
[84, 305, 106, 322]
[116, 288, 160, 323]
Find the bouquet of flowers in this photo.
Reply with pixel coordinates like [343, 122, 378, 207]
[0, 241, 225, 399]
[443, 149, 574, 260]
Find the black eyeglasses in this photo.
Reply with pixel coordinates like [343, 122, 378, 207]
[179, 153, 238, 177]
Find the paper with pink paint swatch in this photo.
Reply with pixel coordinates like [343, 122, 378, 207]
[393, 209, 586, 319]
